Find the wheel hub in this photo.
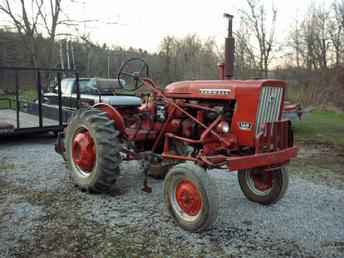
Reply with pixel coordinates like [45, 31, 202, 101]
[250, 172, 273, 191]
[72, 131, 96, 172]
[175, 180, 202, 216]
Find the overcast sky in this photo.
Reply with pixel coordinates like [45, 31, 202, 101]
[0, 0, 329, 52]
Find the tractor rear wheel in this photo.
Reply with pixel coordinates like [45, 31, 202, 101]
[164, 162, 218, 232]
[238, 168, 288, 205]
[65, 108, 121, 193]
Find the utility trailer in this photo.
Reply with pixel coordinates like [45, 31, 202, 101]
[0, 67, 80, 136]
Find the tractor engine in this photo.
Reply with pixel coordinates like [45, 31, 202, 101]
[155, 102, 167, 122]
[149, 98, 238, 158]
[173, 100, 235, 139]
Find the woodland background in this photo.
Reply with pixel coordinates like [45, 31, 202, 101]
[0, 0, 344, 109]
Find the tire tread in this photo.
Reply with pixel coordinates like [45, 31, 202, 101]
[65, 108, 121, 193]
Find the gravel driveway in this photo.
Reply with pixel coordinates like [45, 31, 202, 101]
[0, 137, 343, 258]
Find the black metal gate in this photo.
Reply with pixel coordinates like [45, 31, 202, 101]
[0, 66, 80, 136]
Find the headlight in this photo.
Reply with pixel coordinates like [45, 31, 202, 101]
[217, 121, 230, 134]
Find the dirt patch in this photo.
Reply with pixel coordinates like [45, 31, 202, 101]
[290, 143, 344, 189]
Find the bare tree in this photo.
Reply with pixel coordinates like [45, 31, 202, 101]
[332, 0, 344, 65]
[158, 35, 220, 84]
[334, 0, 344, 28]
[159, 36, 175, 83]
[289, 18, 304, 68]
[0, 0, 64, 67]
[242, 0, 277, 77]
[285, 2, 344, 107]
[234, 17, 259, 79]
[298, 5, 332, 70]
[313, 7, 331, 69]
[37, 0, 62, 41]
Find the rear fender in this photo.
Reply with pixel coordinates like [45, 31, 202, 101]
[93, 103, 126, 135]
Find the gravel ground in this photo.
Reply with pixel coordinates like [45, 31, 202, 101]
[0, 109, 58, 129]
[0, 137, 343, 258]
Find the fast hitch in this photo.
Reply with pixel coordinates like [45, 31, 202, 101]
[141, 152, 161, 193]
[142, 156, 152, 193]
[120, 144, 159, 193]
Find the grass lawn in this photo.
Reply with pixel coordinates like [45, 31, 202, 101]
[293, 111, 344, 147]
[0, 97, 16, 109]
[290, 111, 344, 188]
[0, 89, 37, 109]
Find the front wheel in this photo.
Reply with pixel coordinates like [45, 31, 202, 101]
[238, 168, 289, 205]
[164, 162, 218, 232]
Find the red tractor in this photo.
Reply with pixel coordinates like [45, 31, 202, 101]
[57, 14, 298, 232]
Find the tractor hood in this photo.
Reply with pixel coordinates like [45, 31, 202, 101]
[164, 80, 286, 100]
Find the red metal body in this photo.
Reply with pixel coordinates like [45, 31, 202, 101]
[72, 130, 96, 172]
[85, 14, 297, 173]
[175, 180, 203, 216]
[93, 77, 297, 172]
[164, 80, 286, 147]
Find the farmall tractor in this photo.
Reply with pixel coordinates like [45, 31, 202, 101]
[57, 14, 298, 232]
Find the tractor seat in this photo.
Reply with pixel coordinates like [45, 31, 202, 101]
[102, 96, 142, 107]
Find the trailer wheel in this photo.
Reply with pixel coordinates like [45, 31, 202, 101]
[164, 162, 218, 232]
[238, 168, 288, 205]
[65, 108, 121, 193]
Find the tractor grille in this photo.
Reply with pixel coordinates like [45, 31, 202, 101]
[256, 87, 284, 135]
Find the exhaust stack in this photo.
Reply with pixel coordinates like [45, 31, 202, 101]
[223, 13, 235, 79]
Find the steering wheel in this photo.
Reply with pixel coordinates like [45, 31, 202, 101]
[117, 58, 150, 91]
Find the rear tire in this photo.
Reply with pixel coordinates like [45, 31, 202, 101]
[65, 108, 121, 193]
[238, 167, 288, 205]
[164, 162, 218, 232]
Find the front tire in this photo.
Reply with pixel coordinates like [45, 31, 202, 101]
[164, 162, 218, 232]
[238, 167, 289, 205]
[65, 108, 121, 193]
